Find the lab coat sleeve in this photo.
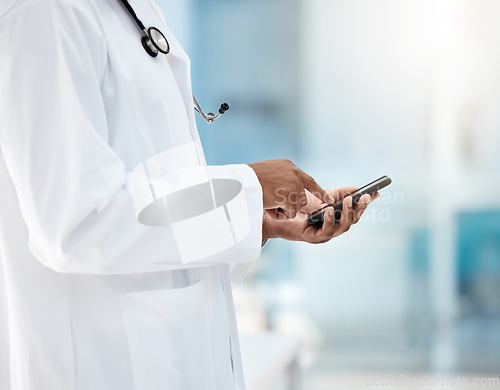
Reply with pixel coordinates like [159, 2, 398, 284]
[0, 1, 263, 275]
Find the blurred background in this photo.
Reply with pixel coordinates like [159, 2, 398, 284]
[160, 0, 500, 388]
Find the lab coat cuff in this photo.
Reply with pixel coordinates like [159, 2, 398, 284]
[227, 164, 263, 283]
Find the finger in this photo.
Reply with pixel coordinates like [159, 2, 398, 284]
[335, 196, 354, 236]
[353, 194, 371, 224]
[336, 186, 359, 198]
[284, 182, 307, 218]
[360, 194, 371, 206]
[298, 180, 308, 210]
[306, 207, 335, 244]
[299, 170, 334, 204]
[329, 187, 359, 206]
[325, 190, 336, 205]
[319, 207, 335, 239]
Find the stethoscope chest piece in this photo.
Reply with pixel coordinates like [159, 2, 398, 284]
[142, 26, 170, 57]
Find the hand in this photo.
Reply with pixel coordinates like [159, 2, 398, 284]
[262, 187, 379, 243]
[249, 159, 333, 218]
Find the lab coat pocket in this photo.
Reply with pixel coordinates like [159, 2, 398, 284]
[120, 281, 215, 390]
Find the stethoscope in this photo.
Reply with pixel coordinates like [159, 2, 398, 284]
[118, 0, 229, 123]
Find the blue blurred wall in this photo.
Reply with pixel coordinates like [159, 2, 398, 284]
[158, 0, 500, 374]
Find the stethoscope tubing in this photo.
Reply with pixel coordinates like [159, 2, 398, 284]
[119, 0, 146, 31]
[118, 0, 228, 124]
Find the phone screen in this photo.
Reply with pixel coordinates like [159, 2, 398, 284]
[308, 175, 392, 225]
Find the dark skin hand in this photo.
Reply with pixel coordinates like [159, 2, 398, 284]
[248, 159, 334, 219]
[262, 187, 380, 243]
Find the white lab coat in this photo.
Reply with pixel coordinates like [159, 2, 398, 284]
[0, 0, 263, 389]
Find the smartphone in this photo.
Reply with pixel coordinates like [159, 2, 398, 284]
[307, 175, 392, 226]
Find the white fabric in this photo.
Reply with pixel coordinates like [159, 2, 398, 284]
[0, 0, 263, 389]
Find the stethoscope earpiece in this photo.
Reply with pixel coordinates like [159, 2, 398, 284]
[120, 0, 228, 124]
[219, 103, 230, 114]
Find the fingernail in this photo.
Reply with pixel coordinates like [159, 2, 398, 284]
[349, 197, 353, 207]
[329, 195, 335, 203]
[329, 210, 334, 217]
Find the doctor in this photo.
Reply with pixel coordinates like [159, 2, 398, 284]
[0, 0, 373, 389]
